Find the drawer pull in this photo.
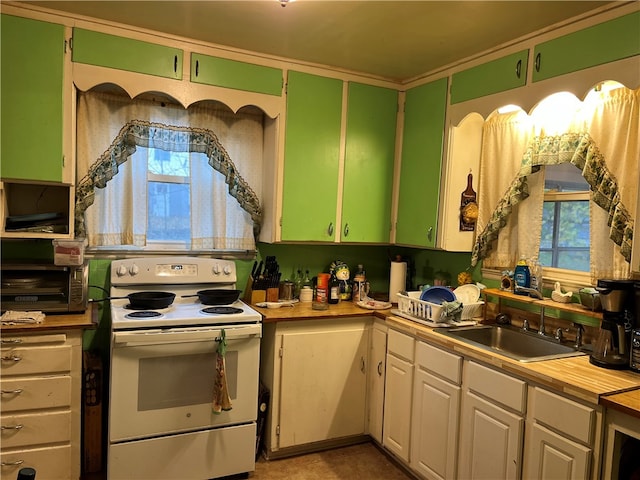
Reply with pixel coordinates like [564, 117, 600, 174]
[1, 389, 23, 395]
[1, 424, 24, 430]
[0, 338, 22, 345]
[1, 354, 22, 362]
[1, 460, 24, 466]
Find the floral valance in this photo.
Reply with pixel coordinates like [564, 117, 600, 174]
[471, 132, 633, 266]
[75, 120, 262, 238]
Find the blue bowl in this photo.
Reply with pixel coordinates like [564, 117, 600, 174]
[420, 286, 456, 305]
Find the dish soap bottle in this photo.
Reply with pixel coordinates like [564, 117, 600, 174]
[514, 255, 531, 294]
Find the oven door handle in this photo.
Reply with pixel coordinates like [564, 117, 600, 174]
[113, 325, 261, 347]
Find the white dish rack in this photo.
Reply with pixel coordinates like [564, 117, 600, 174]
[396, 291, 484, 324]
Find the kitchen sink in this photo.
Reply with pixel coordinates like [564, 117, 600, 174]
[434, 324, 587, 362]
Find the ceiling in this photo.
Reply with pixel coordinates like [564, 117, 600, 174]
[23, 0, 614, 82]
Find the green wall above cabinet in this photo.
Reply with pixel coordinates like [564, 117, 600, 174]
[72, 28, 183, 80]
[190, 53, 282, 96]
[532, 11, 640, 82]
[450, 50, 529, 104]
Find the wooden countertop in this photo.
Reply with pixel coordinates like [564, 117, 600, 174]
[256, 300, 392, 323]
[385, 315, 640, 406]
[600, 389, 640, 419]
[0, 306, 97, 333]
[255, 301, 640, 411]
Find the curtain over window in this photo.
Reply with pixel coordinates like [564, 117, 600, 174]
[75, 91, 263, 251]
[472, 86, 639, 282]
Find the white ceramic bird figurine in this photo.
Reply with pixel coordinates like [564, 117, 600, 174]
[551, 282, 572, 303]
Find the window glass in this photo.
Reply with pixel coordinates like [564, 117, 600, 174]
[539, 164, 590, 272]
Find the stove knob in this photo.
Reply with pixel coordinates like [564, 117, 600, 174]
[129, 264, 140, 276]
[223, 265, 232, 275]
[212, 264, 221, 275]
[116, 265, 128, 277]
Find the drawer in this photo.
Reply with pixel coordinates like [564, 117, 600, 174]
[465, 361, 526, 414]
[415, 341, 462, 385]
[387, 329, 414, 362]
[1, 410, 71, 449]
[1, 344, 71, 376]
[1, 444, 70, 479]
[530, 387, 596, 445]
[1, 376, 72, 412]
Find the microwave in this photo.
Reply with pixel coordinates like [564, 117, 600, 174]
[1, 262, 88, 313]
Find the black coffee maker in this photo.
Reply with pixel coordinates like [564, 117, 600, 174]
[590, 279, 636, 369]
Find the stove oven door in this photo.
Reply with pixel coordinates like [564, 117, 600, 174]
[109, 323, 261, 442]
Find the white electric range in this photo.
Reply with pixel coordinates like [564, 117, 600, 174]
[107, 256, 262, 480]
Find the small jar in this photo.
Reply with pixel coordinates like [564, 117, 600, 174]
[299, 286, 313, 302]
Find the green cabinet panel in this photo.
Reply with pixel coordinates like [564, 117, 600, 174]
[281, 71, 343, 241]
[532, 11, 640, 82]
[450, 50, 528, 104]
[342, 82, 397, 243]
[72, 28, 183, 79]
[191, 53, 282, 96]
[395, 78, 448, 248]
[1, 14, 65, 182]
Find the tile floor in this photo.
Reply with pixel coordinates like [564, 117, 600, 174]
[251, 442, 415, 480]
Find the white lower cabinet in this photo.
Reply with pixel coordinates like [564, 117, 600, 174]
[458, 360, 526, 480]
[0, 331, 82, 480]
[523, 386, 601, 480]
[410, 341, 462, 480]
[368, 320, 387, 444]
[260, 317, 370, 456]
[383, 329, 415, 462]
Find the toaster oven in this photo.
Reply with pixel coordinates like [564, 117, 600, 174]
[1, 262, 88, 313]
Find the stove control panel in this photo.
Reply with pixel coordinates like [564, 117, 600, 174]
[111, 257, 237, 286]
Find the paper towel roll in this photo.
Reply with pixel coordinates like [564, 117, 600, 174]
[389, 261, 407, 303]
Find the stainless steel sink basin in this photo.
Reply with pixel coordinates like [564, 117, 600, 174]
[434, 325, 586, 362]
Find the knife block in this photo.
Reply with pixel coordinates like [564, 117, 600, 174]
[244, 276, 266, 304]
[266, 287, 279, 302]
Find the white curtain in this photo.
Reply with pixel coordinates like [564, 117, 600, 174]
[76, 91, 264, 250]
[475, 86, 639, 281]
[476, 110, 536, 269]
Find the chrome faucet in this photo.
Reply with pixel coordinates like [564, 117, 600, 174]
[573, 323, 584, 348]
[514, 285, 544, 299]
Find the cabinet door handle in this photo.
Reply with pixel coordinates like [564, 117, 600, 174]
[1, 389, 23, 395]
[515, 59, 522, 78]
[0, 338, 22, 345]
[1, 355, 21, 362]
[377, 361, 383, 376]
[360, 356, 366, 373]
[427, 226, 433, 241]
[1, 424, 24, 431]
[327, 222, 334, 236]
[1, 460, 24, 467]
[535, 53, 541, 72]
[174, 55, 178, 74]
[343, 223, 349, 237]
[195, 60, 199, 77]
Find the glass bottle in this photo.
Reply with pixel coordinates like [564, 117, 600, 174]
[329, 271, 340, 304]
[352, 264, 366, 303]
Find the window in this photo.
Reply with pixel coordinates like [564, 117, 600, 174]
[76, 91, 265, 252]
[147, 149, 191, 244]
[539, 163, 590, 272]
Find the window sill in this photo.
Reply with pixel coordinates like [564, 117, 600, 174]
[482, 266, 593, 292]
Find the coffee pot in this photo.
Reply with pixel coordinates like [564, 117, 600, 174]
[589, 279, 635, 369]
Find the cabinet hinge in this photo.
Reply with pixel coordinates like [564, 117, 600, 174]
[279, 347, 283, 358]
[62, 155, 66, 167]
[276, 425, 280, 436]
[284, 82, 288, 95]
[279, 217, 282, 227]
